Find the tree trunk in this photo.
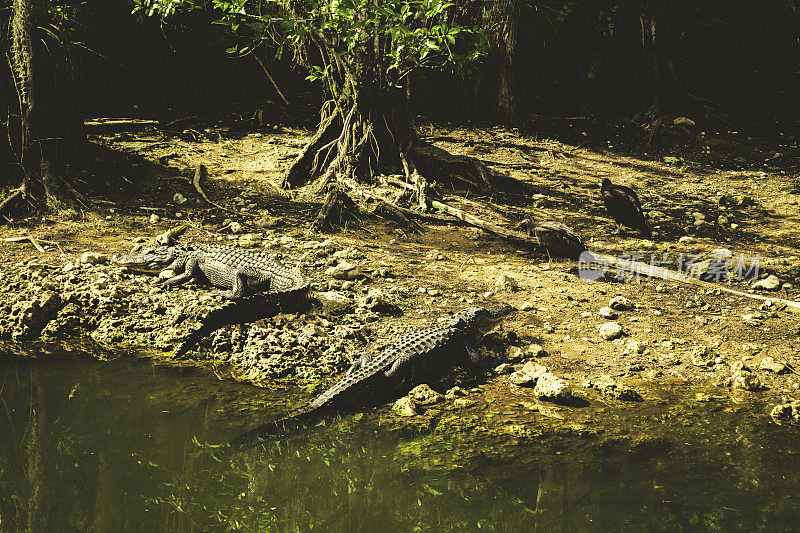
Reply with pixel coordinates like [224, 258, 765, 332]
[488, 0, 523, 124]
[3, 0, 85, 220]
[638, 0, 694, 145]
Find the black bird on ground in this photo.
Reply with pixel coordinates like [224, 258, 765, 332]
[515, 219, 587, 260]
[600, 178, 652, 237]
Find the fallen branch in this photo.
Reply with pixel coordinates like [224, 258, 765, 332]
[156, 225, 188, 246]
[589, 252, 800, 312]
[1, 235, 62, 253]
[192, 164, 243, 217]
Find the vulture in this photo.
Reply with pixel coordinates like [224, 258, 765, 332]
[600, 178, 652, 237]
[515, 219, 587, 260]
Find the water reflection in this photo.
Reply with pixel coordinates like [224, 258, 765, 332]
[1, 355, 799, 532]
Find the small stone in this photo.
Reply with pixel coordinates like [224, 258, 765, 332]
[326, 261, 364, 281]
[678, 236, 694, 244]
[598, 306, 617, 319]
[483, 291, 494, 299]
[524, 344, 547, 358]
[506, 346, 524, 362]
[238, 233, 262, 248]
[753, 275, 781, 291]
[80, 252, 109, 265]
[741, 343, 762, 354]
[495, 274, 519, 292]
[62, 262, 75, 273]
[172, 193, 187, 205]
[717, 215, 729, 226]
[522, 361, 549, 379]
[254, 215, 282, 229]
[520, 301, 535, 311]
[770, 401, 800, 425]
[710, 248, 733, 260]
[158, 269, 175, 280]
[453, 398, 477, 408]
[742, 313, 764, 325]
[690, 345, 714, 367]
[663, 156, 680, 164]
[759, 356, 787, 374]
[730, 361, 749, 374]
[586, 376, 643, 401]
[392, 397, 417, 417]
[318, 291, 354, 314]
[228, 221, 244, 234]
[149, 214, 161, 224]
[407, 384, 441, 405]
[509, 370, 536, 387]
[427, 288, 441, 296]
[494, 363, 514, 375]
[533, 372, 573, 401]
[608, 296, 632, 311]
[625, 339, 646, 355]
[444, 387, 466, 400]
[599, 322, 624, 341]
[732, 371, 763, 391]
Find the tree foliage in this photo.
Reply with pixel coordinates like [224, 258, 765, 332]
[132, 0, 484, 103]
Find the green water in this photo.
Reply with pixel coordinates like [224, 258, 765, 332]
[1, 352, 800, 532]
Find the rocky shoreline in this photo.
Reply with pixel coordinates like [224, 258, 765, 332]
[1, 223, 800, 429]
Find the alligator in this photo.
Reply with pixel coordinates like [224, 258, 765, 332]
[111, 243, 302, 299]
[112, 243, 309, 355]
[231, 303, 515, 447]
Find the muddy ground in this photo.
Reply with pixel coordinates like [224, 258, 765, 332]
[1, 118, 800, 433]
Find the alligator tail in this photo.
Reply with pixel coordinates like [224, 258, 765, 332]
[175, 288, 307, 357]
[228, 405, 323, 449]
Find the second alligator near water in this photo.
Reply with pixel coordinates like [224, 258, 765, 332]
[232, 303, 515, 446]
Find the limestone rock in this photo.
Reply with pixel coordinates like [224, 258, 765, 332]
[759, 356, 787, 374]
[599, 322, 624, 341]
[770, 401, 800, 425]
[731, 370, 764, 391]
[598, 306, 618, 319]
[608, 296, 632, 311]
[408, 384, 441, 405]
[509, 370, 536, 387]
[584, 376, 643, 401]
[80, 252, 109, 265]
[392, 397, 417, 417]
[753, 275, 781, 291]
[495, 273, 520, 292]
[533, 372, 572, 401]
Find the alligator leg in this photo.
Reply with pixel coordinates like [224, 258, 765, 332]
[157, 257, 200, 289]
[219, 268, 270, 299]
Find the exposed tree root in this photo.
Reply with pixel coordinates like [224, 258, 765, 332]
[310, 185, 358, 232]
[0, 185, 26, 221]
[282, 108, 342, 189]
[372, 200, 423, 232]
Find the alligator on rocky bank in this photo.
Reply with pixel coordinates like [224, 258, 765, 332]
[112, 243, 309, 356]
[231, 303, 515, 447]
